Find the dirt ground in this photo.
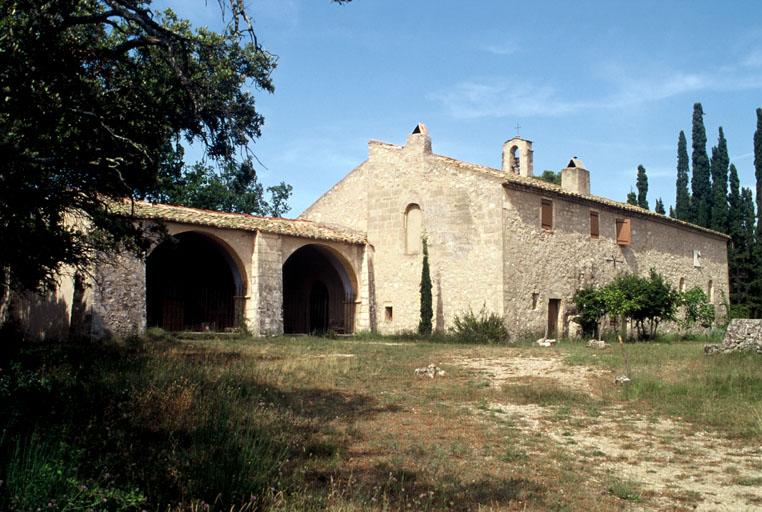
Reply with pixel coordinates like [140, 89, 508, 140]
[451, 353, 762, 511]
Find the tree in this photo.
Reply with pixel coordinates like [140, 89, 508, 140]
[0, 1, 348, 324]
[626, 190, 637, 206]
[601, 270, 680, 340]
[739, 188, 758, 315]
[149, 157, 292, 217]
[655, 198, 666, 215]
[727, 164, 744, 305]
[674, 130, 691, 221]
[636, 165, 649, 209]
[709, 127, 729, 233]
[756, 108, 762, 239]
[538, 170, 562, 185]
[690, 103, 712, 227]
[679, 287, 715, 332]
[418, 237, 433, 336]
[0, 1, 280, 320]
[572, 287, 607, 338]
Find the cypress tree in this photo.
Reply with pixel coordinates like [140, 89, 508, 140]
[709, 127, 729, 233]
[669, 206, 675, 218]
[740, 188, 758, 315]
[655, 198, 665, 214]
[728, 164, 743, 305]
[626, 190, 637, 205]
[675, 130, 691, 220]
[418, 236, 433, 335]
[756, 108, 762, 238]
[690, 103, 712, 227]
[636, 165, 649, 209]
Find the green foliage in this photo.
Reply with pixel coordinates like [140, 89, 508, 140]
[635, 165, 649, 209]
[679, 287, 715, 330]
[450, 306, 509, 344]
[755, 108, 762, 240]
[0, 1, 278, 305]
[149, 156, 292, 217]
[654, 198, 665, 215]
[709, 127, 729, 233]
[690, 103, 712, 227]
[573, 270, 680, 340]
[2, 435, 145, 512]
[572, 287, 607, 337]
[537, 170, 562, 185]
[418, 237, 433, 335]
[675, 130, 691, 221]
[626, 190, 637, 206]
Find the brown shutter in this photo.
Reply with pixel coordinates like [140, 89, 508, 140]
[541, 199, 553, 230]
[590, 211, 599, 238]
[616, 218, 631, 245]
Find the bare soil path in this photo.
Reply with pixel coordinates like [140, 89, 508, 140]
[450, 352, 762, 511]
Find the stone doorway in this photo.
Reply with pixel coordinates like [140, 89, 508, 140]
[547, 299, 561, 338]
[282, 244, 356, 334]
[146, 232, 244, 332]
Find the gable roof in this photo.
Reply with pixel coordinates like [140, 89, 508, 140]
[429, 153, 729, 241]
[109, 200, 367, 245]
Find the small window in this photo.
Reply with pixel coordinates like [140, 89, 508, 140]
[531, 292, 539, 310]
[707, 280, 714, 302]
[693, 250, 702, 268]
[615, 218, 631, 246]
[404, 204, 422, 254]
[679, 277, 686, 293]
[590, 211, 599, 239]
[385, 306, 393, 322]
[541, 199, 553, 230]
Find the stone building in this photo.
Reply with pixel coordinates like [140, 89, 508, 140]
[13, 124, 729, 340]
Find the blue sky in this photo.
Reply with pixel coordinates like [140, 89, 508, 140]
[156, 0, 762, 216]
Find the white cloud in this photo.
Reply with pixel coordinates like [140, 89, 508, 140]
[429, 61, 762, 120]
[482, 41, 519, 56]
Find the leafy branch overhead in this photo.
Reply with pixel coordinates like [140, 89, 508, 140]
[0, 0, 346, 297]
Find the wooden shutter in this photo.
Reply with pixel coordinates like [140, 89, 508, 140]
[616, 218, 631, 245]
[541, 199, 553, 230]
[590, 211, 599, 238]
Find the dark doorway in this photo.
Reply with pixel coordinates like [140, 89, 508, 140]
[309, 281, 329, 333]
[547, 299, 561, 338]
[283, 245, 356, 334]
[146, 232, 242, 331]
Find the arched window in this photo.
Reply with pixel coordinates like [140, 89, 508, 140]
[707, 280, 714, 302]
[404, 204, 422, 255]
[679, 277, 685, 293]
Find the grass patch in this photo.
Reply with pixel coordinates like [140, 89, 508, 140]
[563, 341, 762, 438]
[607, 477, 642, 502]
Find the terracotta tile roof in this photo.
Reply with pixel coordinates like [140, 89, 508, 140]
[430, 154, 730, 241]
[109, 200, 367, 245]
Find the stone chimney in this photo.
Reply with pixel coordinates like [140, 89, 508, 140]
[405, 122, 432, 154]
[502, 137, 533, 177]
[560, 157, 590, 195]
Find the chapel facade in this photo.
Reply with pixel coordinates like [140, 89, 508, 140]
[12, 124, 729, 340]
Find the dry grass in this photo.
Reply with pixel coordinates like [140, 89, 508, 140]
[3, 334, 761, 511]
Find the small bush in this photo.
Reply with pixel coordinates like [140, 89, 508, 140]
[450, 307, 509, 344]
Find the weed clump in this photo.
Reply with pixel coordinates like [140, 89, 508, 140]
[451, 306, 509, 344]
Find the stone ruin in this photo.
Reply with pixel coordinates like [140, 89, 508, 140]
[705, 319, 762, 355]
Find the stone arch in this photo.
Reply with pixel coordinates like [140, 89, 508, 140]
[146, 231, 246, 331]
[282, 243, 358, 334]
[404, 203, 422, 255]
[509, 145, 520, 174]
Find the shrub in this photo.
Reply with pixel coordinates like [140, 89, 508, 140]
[572, 287, 607, 337]
[573, 269, 680, 340]
[680, 287, 715, 331]
[451, 306, 509, 344]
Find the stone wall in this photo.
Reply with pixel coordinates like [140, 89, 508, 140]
[303, 131, 506, 334]
[502, 185, 729, 338]
[89, 251, 146, 339]
[706, 319, 762, 354]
